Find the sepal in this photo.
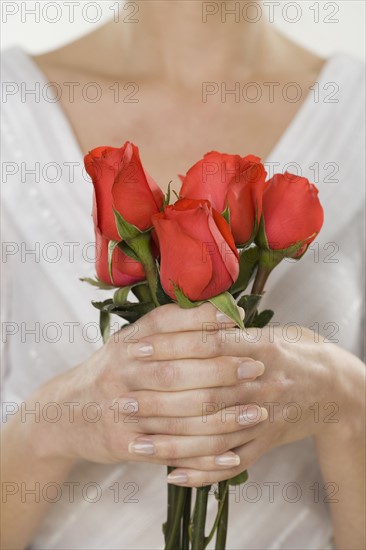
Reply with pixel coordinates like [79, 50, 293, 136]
[114, 208, 143, 240]
[209, 292, 244, 329]
[80, 277, 116, 290]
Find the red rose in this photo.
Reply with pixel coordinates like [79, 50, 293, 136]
[85, 142, 164, 242]
[179, 152, 267, 246]
[95, 229, 145, 286]
[152, 199, 239, 301]
[259, 173, 324, 255]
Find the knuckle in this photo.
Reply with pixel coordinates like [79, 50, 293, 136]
[200, 388, 219, 410]
[211, 434, 230, 455]
[163, 440, 179, 460]
[213, 357, 231, 385]
[212, 331, 225, 355]
[152, 361, 178, 389]
[140, 393, 159, 416]
[146, 303, 181, 333]
[164, 416, 187, 436]
[145, 306, 164, 332]
[201, 331, 223, 357]
[209, 412, 225, 433]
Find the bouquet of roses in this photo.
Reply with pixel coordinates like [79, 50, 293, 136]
[82, 142, 323, 549]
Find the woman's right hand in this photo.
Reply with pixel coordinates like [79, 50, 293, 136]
[26, 303, 268, 475]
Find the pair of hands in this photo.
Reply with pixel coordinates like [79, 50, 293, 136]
[32, 302, 344, 487]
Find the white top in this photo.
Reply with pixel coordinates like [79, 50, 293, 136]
[1, 47, 365, 550]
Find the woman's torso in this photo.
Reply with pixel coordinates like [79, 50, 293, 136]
[1, 47, 365, 549]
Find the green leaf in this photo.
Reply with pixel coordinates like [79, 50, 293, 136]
[172, 283, 203, 309]
[172, 189, 180, 201]
[113, 208, 142, 240]
[99, 310, 110, 344]
[117, 241, 140, 262]
[79, 277, 115, 290]
[92, 299, 114, 311]
[108, 240, 120, 284]
[252, 309, 274, 328]
[230, 246, 260, 296]
[209, 291, 244, 329]
[228, 470, 248, 486]
[92, 298, 155, 323]
[238, 294, 262, 324]
[109, 302, 155, 323]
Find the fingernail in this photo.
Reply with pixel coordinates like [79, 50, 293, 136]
[214, 452, 240, 467]
[167, 472, 189, 485]
[114, 398, 139, 413]
[128, 437, 155, 455]
[216, 311, 235, 324]
[127, 342, 154, 358]
[237, 360, 264, 380]
[238, 406, 264, 424]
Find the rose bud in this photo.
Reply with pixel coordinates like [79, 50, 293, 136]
[152, 199, 239, 301]
[179, 151, 267, 246]
[258, 172, 324, 258]
[95, 229, 145, 287]
[85, 142, 164, 242]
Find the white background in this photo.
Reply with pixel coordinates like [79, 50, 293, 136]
[0, 0, 365, 61]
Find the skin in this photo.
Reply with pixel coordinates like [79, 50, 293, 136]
[1, 1, 365, 549]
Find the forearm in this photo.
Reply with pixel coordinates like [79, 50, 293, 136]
[315, 350, 365, 550]
[1, 408, 76, 550]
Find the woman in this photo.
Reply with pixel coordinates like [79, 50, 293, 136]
[1, 1, 365, 549]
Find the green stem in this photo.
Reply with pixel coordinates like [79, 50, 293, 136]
[247, 257, 273, 325]
[164, 467, 175, 544]
[204, 481, 229, 548]
[127, 233, 159, 307]
[191, 486, 210, 550]
[99, 311, 110, 344]
[140, 255, 159, 307]
[215, 481, 229, 550]
[165, 483, 187, 550]
[182, 488, 192, 550]
[131, 282, 152, 303]
[251, 264, 271, 296]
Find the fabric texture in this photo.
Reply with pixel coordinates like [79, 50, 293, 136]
[1, 47, 365, 549]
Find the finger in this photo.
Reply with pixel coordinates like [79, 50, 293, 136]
[120, 450, 242, 471]
[126, 326, 254, 361]
[116, 385, 262, 417]
[136, 404, 268, 436]
[166, 451, 241, 471]
[127, 409, 268, 460]
[115, 302, 244, 343]
[124, 356, 265, 392]
[126, 326, 272, 362]
[165, 438, 268, 487]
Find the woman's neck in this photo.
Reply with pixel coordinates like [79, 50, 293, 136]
[121, 0, 267, 84]
[62, 0, 271, 87]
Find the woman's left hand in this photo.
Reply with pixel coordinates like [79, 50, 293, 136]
[163, 323, 363, 486]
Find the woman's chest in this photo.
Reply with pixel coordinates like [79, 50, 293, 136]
[49, 74, 309, 193]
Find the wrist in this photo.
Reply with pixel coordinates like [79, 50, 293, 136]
[5, 405, 77, 475]
[17, 375, 80, 468]
[315, 345, 365, 443]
